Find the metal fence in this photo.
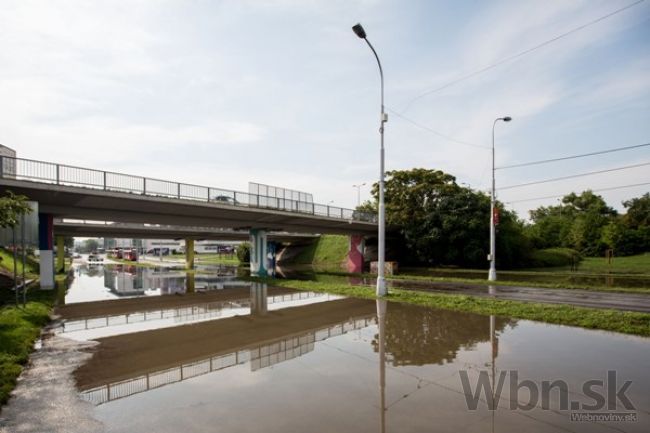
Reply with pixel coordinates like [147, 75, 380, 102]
[0, 156, 377, 223]
[60, 291, 327, 333]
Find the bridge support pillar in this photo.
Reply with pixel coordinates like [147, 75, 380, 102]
[56, 235, 65, 273]
[346, 235, 365, 273]
[250, 282, 268, 315]
[186, 239, 195, 270]
[249, 229, 268, 276]
[39, 213, 54, 289]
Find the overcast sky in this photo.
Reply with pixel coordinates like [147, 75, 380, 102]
[1, 0, 649, 218]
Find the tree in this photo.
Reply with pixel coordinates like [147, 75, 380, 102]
[0, 191, 32, 229]
[81, 239, 100, 253]
[364, 168, 530, 268]
[236, 242, 251, 263]
[527, 191, 617, 256]
[601, 193, 650, 255]
[623, 193, 650, 229]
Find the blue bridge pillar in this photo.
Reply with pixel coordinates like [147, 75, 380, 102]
[249, 229, 268, 276]
[38, 213, 55, 289]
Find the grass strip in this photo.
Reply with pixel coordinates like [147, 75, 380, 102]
[312, 270, 650, 295]
[0, 284, 57, 408]
[253, 278, 650, 337]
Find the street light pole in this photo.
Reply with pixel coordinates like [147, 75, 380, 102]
[353, 23, 387, 296]
[352, 182, 366, 207]
[489, 116, 512, 281]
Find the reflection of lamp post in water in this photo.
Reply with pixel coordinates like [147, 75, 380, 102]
[377, 299, 387, 433]
[489, 312, 498, 433]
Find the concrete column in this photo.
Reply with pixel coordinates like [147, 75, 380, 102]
[249, 229, 268, 276]
[38, 213, 54, 289]
[56, 235, 65, 273]
[346, 235, 365, 273]
[186, 239, 195, 270]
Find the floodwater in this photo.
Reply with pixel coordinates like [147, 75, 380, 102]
[55, 263, 649, 432]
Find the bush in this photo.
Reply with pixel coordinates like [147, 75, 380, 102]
[528, 248, 582, 268]
[236, 242, 251, 263]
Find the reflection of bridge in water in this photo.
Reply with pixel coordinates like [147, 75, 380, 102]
[61, 289, 330, 333]
[102, 265, 247, 296]
[79, 313, 376, 405]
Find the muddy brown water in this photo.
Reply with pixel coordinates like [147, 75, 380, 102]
[47, 264, 650, 432]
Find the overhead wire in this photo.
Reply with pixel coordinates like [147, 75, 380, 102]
[387, 108, 489, 149]
[499, 161, 650, 190]
[398, 0, 645, 114]
[504, 181, 650, 204]
[496, 143, 650, 170]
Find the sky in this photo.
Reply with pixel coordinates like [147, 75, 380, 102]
[1, 0, 649, 219]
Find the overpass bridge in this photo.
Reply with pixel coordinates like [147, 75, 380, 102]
[0, 156, 374, 286]
[54, 220, 319, 242]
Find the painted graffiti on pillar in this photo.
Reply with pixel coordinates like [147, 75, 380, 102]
[346, 235, 365, 273]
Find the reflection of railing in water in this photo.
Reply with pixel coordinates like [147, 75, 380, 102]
[61, 291, 327, 333]
[79, 315, 375, 405]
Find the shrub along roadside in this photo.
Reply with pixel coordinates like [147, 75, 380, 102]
[252, 277, 650, 337]
[528, 248, 582, 268]
[0, 282, 59, 408]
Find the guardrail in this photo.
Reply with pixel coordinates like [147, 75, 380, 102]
[0, 156, 377, 223]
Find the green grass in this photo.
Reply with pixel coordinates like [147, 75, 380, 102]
[0, 285, 57, 407]
[390, 273, 650, 294]
[253, 277, 650, 337]
[568, 254, 650, 275]
[196, 254, 239, 265]
[290, 235, 348, 266]
[0, 249, 39, 278]
[312, 269, 650, 294]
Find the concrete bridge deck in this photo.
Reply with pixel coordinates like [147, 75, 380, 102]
[0, 156, 377, 235]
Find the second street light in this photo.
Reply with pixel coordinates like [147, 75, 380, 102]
[488, 116, 512, 281]
[352, 182, 366, 207]
[352, 23, 387, 296]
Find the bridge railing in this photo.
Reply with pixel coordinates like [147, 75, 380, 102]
[0, 156, 378, 223]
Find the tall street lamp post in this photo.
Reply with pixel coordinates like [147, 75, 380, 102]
[489, 116, 512, 281]
[352, 23, 387, 296]
[352, 182, 366, 207]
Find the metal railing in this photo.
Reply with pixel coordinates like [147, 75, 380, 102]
[60, 291, 327, 333]
[0, 156, 377, 223]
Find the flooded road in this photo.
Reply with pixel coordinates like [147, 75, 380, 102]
[12, 263, 650, 432]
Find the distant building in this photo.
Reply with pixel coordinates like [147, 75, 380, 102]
[0, 144, 17, 178]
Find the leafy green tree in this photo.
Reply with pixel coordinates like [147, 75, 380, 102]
[364, 168, 530, 267]
[81, 239, 100, 253]
[623, 193, 650, 229]
[601, 193, 650, 255]
[236, 242, 251, 263]
[0, 191, 32, 229]
[527, 191, 616, 256]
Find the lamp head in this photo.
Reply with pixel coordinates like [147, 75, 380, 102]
[503, 116, 512, 122]
[352, 23, 366, 39]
